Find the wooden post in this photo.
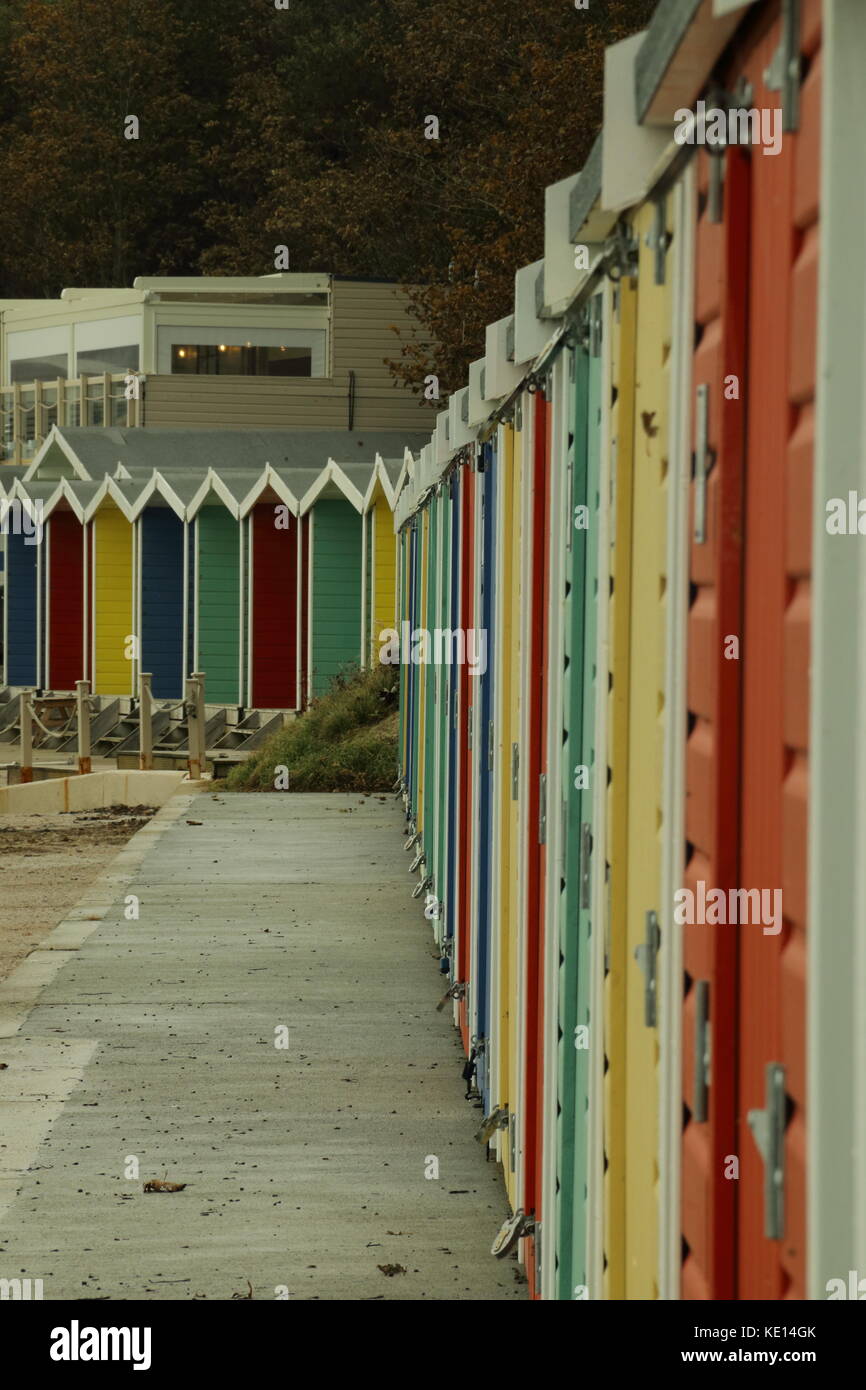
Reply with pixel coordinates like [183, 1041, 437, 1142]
[187, 672, 206, 781]
[19, 690, 33, 783]
[75, 679, 91, 775]
[139, 673, 153, 770]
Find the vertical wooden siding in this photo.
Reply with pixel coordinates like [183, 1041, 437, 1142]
[251, 502, 298, 709]
[140, 508, 185, 700]
[198, 506, 242, 705]
[5, 529, 38, 687]
[93, 505, 134, 696]
[310, 499, 362, 698]
[48, 512, 85, 690]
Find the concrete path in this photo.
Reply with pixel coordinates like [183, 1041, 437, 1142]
[0, 792, 522, 1301]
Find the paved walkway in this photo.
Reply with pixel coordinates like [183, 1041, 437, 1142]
[0, 793, 521, 1301]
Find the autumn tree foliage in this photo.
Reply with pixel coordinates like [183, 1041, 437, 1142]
[0, 0, 655, 393]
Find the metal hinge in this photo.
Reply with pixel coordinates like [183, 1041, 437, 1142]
[488, 719, 495, 772]
[634, 909, 660, 1027]
[511, 743, 520, 800]
[589, 295, 602, 358]
[764, 0, 801, 133]
[575, 304, 591, 354]
[650, 196, 671, 285]
[580, 822, 592, 910]
[538, 773, 547, 845]
[693, 979, 710, 1123]
[747, 1062, 786, 1240]
[605, 219, 639, 282]
[708, 146, 725, 225]
[515, 399, 523, 431]
[694, 383, 712, 544]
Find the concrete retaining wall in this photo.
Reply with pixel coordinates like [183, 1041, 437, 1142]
[0, 771, 189, 814]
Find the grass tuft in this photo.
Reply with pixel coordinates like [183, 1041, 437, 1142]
[225, 664, 399, 793]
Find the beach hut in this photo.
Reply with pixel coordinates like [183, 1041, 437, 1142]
[188, 469, 246, 707]
[300, 459, 372, 701]
[361, 455, 401, 667]
[3, 480, 51, 687]
[85, 477, 139, 697]
[43, 479, 95, 691]
[130, 473, 191, 701]
[240, 464, 313, 710]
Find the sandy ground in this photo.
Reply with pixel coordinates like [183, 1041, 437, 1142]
[0, 806, 155, 982]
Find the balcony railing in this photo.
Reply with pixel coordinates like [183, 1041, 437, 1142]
[0, 374, 141, 466]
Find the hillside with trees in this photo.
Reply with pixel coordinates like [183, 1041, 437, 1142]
[0, 0, 654, 393]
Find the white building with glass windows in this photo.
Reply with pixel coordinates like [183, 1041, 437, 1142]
[0, 273, 432, 466]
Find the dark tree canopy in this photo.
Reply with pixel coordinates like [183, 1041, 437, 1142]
[0, 0, 655, 393]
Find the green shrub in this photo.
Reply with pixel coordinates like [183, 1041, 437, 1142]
[225, 664, 399, 792]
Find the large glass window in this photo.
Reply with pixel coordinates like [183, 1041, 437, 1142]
[170, 343, 312, 377]
[76, 345, 139, 375]
[10, 355, 68, 383]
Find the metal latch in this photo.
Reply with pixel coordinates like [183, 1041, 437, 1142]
[412, 873, 432, 900]
[764, 0, 801, 133]
[488, 719, 495, 772]
[511, 743, 520, 800]
[475, 1105, 509, 1145]
[747, 1062, 786, 1240]
[634, 910, 660, 1027]
[491, 1208, 526, 1259]
[436, 980, 467, 1013]
[566, 443, 575, 554]
[693, 979, 710, 1123]
[694, 383, 712, 544]
[604, 868, 612, 972]
[538, 773, 547, 845]
[580, 822, 592, 909]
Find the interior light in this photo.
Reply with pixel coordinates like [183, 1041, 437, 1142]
[177, 349, 186, 358]
[219, 344, 227, 352]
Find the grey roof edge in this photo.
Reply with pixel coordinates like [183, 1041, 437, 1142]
[635, 0, 706, 124]
[568, 133, 603, 243]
